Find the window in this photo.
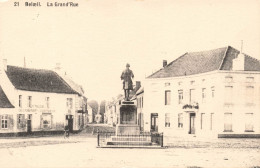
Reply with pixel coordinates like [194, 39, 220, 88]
[225, 76, 233, 83]
[224, 86, 233, 104]
[210, 113, 214, 130]
[28, 96, 32, 108]
[165, 91, 171, 105]
[201, 113, 205, 129]
[42, 114, 52, 129]
[190, 89, 195, 104]
[245, 113, 254, 132]
[178, 81, 182, 86]
[17, 114, 25, 129]
[224, 113, 232, 132]
[178, 90, 183, 104]
[1, 115, 8, 129]
[19, 95, 22, 108]
[246, 77, 254, 83]
[245, 86, 254, 104]
[46, 97, 50, 108]
[178, 113, 183, 128]
[67, 98, 73, 109]
[165, 113, 170, 127]
[202, 88, 206, 103]
[211, 87, 215, 98]
[190, 81, 195, 85]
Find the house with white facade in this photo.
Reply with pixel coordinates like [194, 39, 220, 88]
[143, 46, 260, 138]
[0, 61, 87, 135]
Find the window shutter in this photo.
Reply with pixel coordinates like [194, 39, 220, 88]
[17, 114, 20, 129]
[8, 115, 14, 130]
[40, 115, 43, 129]
[51, 115, 53, 129]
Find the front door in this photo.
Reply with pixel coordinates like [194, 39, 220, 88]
[68, 119, 73, 132]
[151, 113, 158, 132]
[189, 113, 195, 134]
[27, 114, 32, 133]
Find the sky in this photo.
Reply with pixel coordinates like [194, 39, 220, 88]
[0, 0, 260, 102]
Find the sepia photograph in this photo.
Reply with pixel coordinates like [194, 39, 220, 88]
[0, 0, 260, 167]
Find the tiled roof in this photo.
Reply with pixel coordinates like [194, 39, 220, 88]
[59, 74, 85, 96]
[148, 46, 260, 78]
[0, 85, 14, 108]
[6, 66, 78, 94]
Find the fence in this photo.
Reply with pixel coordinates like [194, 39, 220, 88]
[97, 131, 163, 147]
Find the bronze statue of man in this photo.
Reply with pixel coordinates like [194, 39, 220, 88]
[121, 63, 134, 101]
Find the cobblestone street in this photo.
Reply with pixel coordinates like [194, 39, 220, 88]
[0, 135, 259, 168]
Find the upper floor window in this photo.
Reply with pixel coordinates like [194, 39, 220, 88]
[28, 96, 32, 108]
[190, 89, 195, 104]
[45, 97, 50, 108]
[67, 98, 73, 109]
[19, 95, 22, 108]
[246, 77, 254, 83]
[245, 86, 254, 104]
[178, 90, 183, 104]
[225, 76, 233, 83]
[202, 88, 206, 103]
[165, 113, 170, 127]
[178, 82, 182, 86]
[211, 87, 215, 98]
[165, 90, 171, 105]
[224, 86, 233, 104]
[190, 81, 195, 85]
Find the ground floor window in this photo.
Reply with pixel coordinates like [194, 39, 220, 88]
[200, 113, 205, 130]
[1, 115, 8, 129]
[224, 113, 232, 132]
[165, 113, 170, 127]
[178, 113, 183, 128]
[245, 113, 254, 132]
[41, 114, 52, 129]
[210, 113, 214, 130]
[17, 114, 26, 129]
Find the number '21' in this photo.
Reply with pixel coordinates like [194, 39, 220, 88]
[14, 2, 19, 6]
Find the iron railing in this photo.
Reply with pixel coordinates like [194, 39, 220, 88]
[97, 131, 163, 147]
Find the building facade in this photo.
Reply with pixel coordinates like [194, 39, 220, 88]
[143, 46, 260, 138]
[0, 62, 87, 134]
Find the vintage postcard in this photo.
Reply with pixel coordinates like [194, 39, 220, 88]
[0, 0, 260, 167]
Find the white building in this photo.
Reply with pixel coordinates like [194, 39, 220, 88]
[143, 46, 260, 138]
[0, 61, 87, 134]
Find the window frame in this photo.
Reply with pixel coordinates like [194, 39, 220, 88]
[165, 90, 171, 105]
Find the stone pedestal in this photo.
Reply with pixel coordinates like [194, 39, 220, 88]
[116, 101, 139, 135]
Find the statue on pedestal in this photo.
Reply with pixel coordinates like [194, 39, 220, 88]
[120, 63, 134, 101]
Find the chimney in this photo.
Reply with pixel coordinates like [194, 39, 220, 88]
[163, 60, 167, 67]
[3, 59, 7, 71]
[232, 41, 245, 71]
[135, 81, 141, 91]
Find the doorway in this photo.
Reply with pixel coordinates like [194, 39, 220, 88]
[189, 113, 196, 134]
[151, 113, 158, 132]
[66, 115, 74, 132]
[27, 114, 32, 133]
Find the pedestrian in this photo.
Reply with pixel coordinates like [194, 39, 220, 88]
[64, 125, 69, 138]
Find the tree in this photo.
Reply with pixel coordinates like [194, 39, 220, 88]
[99, 100, 106, 123]
[88, 100, 99, 123]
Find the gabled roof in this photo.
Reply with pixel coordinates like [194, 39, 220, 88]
[0, 85, 14, 108]
[6, 66, 78, 94]
[148, 46, 260, 78]
[59, 74, 85, 96]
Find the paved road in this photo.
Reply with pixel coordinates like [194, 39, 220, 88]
[0, 136, 260, 168]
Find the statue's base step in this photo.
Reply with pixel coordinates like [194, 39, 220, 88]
[111, 137, 151, 141]
[116, 124, 140, 135]
[107, 141, 152, 146]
